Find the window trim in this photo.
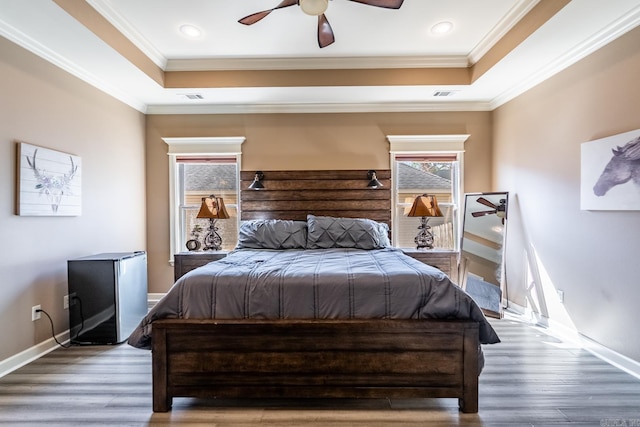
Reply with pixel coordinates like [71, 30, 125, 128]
[388, 134, 468, 249]
[163, 137, 245, 264]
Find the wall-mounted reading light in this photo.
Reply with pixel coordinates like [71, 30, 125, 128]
[367, 170, 383, 188]
[248, 171, 265, 190]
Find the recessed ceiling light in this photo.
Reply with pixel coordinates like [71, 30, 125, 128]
[179, 24, 202, 38]
[431, 21, 453, 35]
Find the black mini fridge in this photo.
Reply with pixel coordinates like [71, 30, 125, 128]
[67, 251, 148, 344]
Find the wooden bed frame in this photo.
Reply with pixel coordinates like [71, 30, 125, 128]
[152, 319, 479, 413]
[150, 170, 481, 413]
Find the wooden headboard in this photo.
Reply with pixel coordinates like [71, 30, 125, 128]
[240, 170, 391, 225]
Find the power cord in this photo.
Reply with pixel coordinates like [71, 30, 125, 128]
[36, 308, 72, 349]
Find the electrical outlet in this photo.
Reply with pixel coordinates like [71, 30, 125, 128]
[63, 295, 69, 310]
[32, 305, 41, 321]
[557, 290, 565, 304]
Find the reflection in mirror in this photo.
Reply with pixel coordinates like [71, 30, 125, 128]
[459, 192, 508, 318]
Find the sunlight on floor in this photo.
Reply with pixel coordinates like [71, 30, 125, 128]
[522, 244, 582, 344]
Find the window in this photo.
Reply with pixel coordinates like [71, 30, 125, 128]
[394, 156, 459, 249]
[388, 135, 468, 250]
[163, 137, 245, 261]
[177, 158, 238, 252]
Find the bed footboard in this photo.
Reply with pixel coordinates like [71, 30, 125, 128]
[151, 319, 479, 413]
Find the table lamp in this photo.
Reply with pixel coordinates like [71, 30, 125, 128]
[407, 194, 443, 250]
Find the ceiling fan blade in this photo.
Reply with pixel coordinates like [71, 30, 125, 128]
[472, 210, 496, 218]
[347, 0, 404, 9]
[238, 0, 298, 25]
[317, 14, 335, 48]
[476, 197, 498, 209]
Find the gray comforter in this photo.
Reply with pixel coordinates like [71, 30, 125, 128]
[128, 247, 500, 349]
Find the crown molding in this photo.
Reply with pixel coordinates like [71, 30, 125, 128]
[7, 0, 638, 116]
[0, 16, 148, 113]
[489, 4, 640, 109]
[87, 0, 167, 68]
[468, 0, 540, 64]
[146, 101, 492, 115]
[87, 0, 470, 72]
[165, 55, 470, 71]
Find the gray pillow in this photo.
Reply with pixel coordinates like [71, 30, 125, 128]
[306, 215, 387, 250]
[236, 220, 307, 250]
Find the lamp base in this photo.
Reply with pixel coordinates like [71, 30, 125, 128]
[414, 217, 435, 250]
[202, 218, 223, 251]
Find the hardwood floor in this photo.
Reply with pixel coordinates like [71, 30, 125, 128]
[1, 315, 639, 426]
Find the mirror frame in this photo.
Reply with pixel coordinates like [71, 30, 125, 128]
[459, 192, 508, 318]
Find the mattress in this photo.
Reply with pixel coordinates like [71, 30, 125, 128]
[128, 247, 500, 349]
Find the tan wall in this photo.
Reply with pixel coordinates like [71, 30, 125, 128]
[0, 37, 146, 362]
[493, 26, 640, 362]
[146, 111, 492, 292]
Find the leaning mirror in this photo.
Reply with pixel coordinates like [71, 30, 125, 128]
[459, 192, 508, 318]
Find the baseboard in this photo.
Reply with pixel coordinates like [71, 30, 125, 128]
[1, 293, 167, 379]
[10, 295, 638, 382]
[148, 293, 165, 308]
[581, 334, 640, 380]
[0, 330, 69, 378]
[503, 299, 640, 380]
[531, 314, 640, 380]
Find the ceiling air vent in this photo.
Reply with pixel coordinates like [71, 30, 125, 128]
[180, 93, 204, 100]
[433, 90, 458, 97]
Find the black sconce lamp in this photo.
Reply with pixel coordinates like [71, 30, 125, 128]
[367, 170, 383, 188]
[248, 171, 265, 190]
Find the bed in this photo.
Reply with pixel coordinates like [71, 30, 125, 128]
[128, 170, 500, 413]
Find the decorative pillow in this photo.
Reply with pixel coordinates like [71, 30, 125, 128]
[306, 215, 388, 250]
[376, 221, 391, 247]
[236, 220, 307, 250]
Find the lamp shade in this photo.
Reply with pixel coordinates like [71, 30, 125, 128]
[407, 194, 443, 217]
[248, 178, 264, 190]
[248, 171, 264, 190]
[367, 170, 383, 188]
[196, 195, 230, 219]
[215, 197, 230, 219]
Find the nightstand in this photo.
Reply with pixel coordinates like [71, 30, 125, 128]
[174, 251, 228, 281]
[401, 248, 459, 284]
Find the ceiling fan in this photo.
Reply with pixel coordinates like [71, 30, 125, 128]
[471, 197, 507, 223]
[238, 0, 405, 48]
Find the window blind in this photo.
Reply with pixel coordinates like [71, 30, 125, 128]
[176, 156, 236, 164]
[394, 154, 458, 162]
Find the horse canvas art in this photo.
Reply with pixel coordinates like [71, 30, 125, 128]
[593, 136, 640, 197]
[581, 129, 640, 210]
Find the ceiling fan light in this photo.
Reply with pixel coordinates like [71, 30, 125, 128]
[300, 0, 329, 16]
